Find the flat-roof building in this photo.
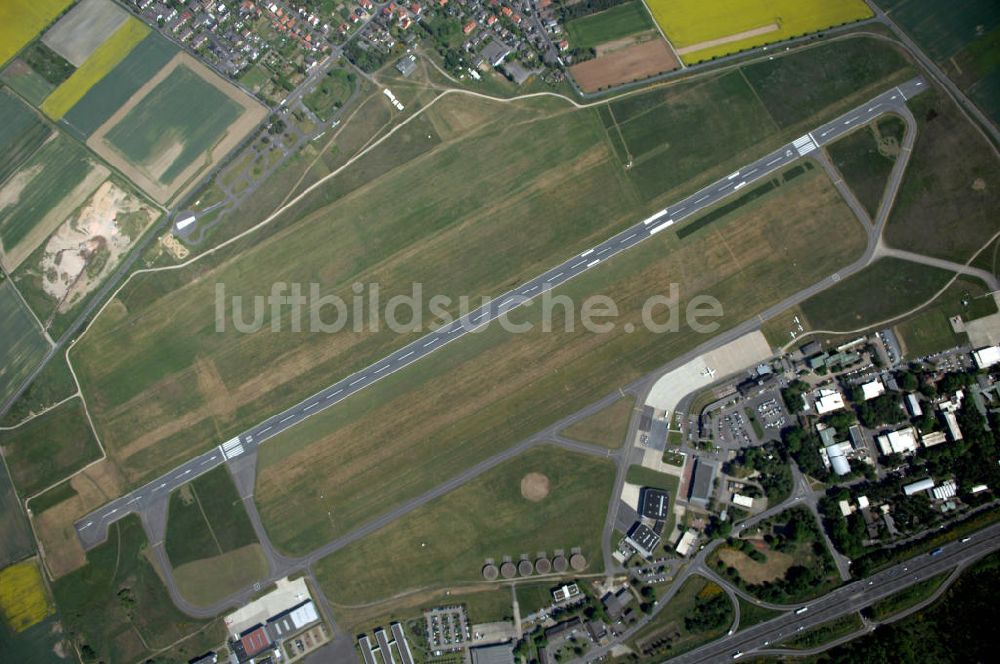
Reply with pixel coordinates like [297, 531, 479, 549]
[814, 388, 846, 415]
[639, 487, 670, 519]
[732, 493, 754, 509]
[877, 427, 919, 456]
[903, 478, 935, 496]
[905, 393, 923, 417]
[470, 643, 515, 664]
[552, 583, 580, 604]
[395, 53, 417, 76]
[602, 587, 633, 620]
[861, 379, 886, 400]
[973, 346, 1000, 369]
[921, 431, 948, 448]
[626, 522, 661, 558]
[675, 529, 698, 556]
[391, 622, 415, 664]
[942, 411, 964, 441]
[688, 458, 718, 508]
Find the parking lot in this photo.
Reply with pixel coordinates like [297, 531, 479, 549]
[704, 389, 787, 447]
[425, 606, 469, 652]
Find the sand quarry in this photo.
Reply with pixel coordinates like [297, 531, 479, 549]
[37, 180, 157, 312]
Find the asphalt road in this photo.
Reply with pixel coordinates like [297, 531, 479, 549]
[73, 77, 927, 550]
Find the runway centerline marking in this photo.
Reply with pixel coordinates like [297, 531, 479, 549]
[349, 377, 366, 386]
[280, 414, 295, 423]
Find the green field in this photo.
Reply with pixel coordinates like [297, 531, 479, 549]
[885, 89, 1000, 264]
[0, 345, 75, 429]
[0, 612, 65, 664]
[0, 89, 50, 184]
[565, 2, 654, 50]
[62, 31, 177, 138]
[741, 37, 915, 129]
[51, 516, 225, 664]
[799, 258, 955, 332]
[560, 395, 636, 448]
[0, 60, 54, 105]
[0, 466, 34, 569]
[613, 70, 776, 201]
[0, 283, 49, 409]
[826, 114, 906, 218]
[894, 277, 997, 358]
[781, 612, 864, 649]
[0, 398, 99, 498]
[164, 465, 257, 566]
[0, 133, 99, 253]
[105, 64, 243, 184]
[880, 0, 1000, 124]
[313, 445, 614, 608]
[255, 165, 866, 555]
[629, 575, 733, 660]
[303, 67, 355, 120]
[736, 596, 783, 631]
[712, 506, 840, 604]
[21, 41, 74, 86]
[163, 465, 263, 604]
[868, 570, 948, 620]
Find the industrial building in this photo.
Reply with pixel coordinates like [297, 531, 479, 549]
[471, 643, 515, 664]
[688, 458, 718, 508]
[626, 522, 661, 558]
[639, 487, 670, 519]
[973, 346, 1000, 369]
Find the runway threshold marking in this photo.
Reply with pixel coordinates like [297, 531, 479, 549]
[586, 259, 600, 267]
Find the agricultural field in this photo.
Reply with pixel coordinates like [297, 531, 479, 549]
[569, 38, 679, 93]
[51, 516, 225, 664]
[41, 0, 128, 67]
[0, 468, 34, 569]
[885, 89, 1000, 265]
[800, 259, 954, 333]
[163, 465, 266, 606]
[313, 445, 614, 609]
[0, 0, 74, 67]
[0, 132, 109, 272]
[0, 558, 53, 632]
[0, 398, 100, 499]
[560, 395, 636, 448]
[302, 67, 356, 120]
[0, 60, 56, 106]
[893, 277, 997, 358]
[13, 178, 160, 335]
[566, 1, 655, 50]
[89, 54, 266, 204]
[61, 31, 177, 138]
[647, 0, 873, 64]
[40, 17, 149, 120]
[0, 352, 76, 428]
[0, 282, 49, 408]
[879, 0, 1000, 125]
[0, 88, 50, 184]
[254, 164, 866, 556]
[826, 114, 907, 218]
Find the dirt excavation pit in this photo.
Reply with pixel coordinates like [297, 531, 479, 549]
[520, 472, 550, 501]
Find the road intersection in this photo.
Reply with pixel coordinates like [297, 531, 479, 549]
[74, 77, 928, 549]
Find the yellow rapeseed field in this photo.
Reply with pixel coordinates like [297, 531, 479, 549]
[646, 0, 873, 64]
[0, 559, 54, 632]
[0, 0, 74, 68]
[41, 17, 150, 120]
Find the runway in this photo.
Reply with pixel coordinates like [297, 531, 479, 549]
[74, 77, 927, 550]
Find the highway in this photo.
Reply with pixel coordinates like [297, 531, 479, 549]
[73, 76, 927, 550]
[668, 525, 1000, 663]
